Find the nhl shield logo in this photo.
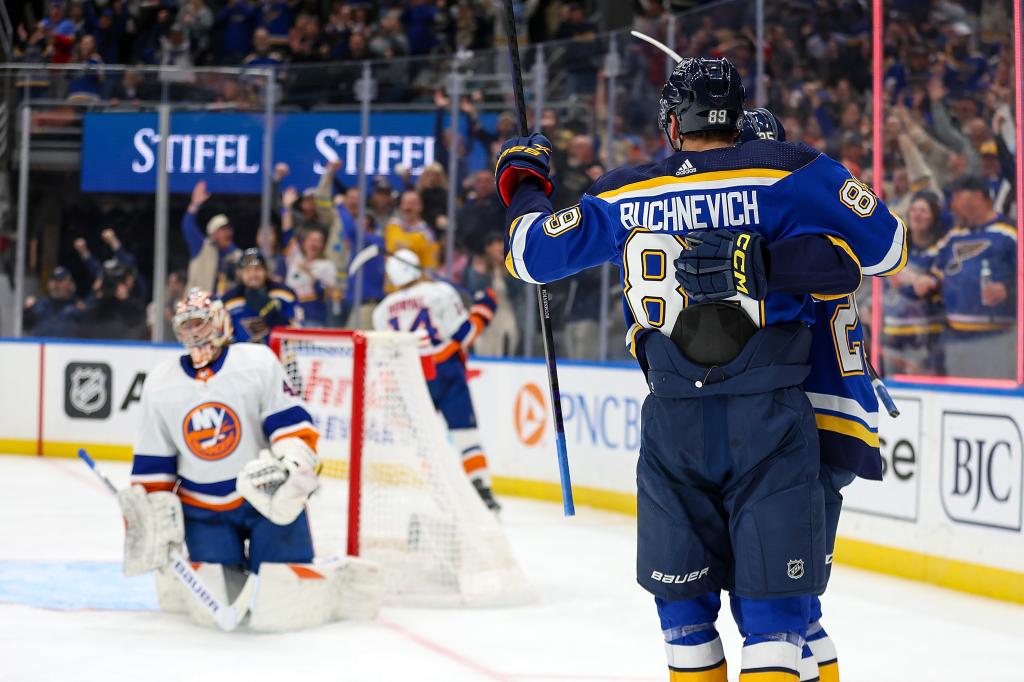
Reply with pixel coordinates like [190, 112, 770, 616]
[64, 362, 112, 419]
[786, 559, 805, 580]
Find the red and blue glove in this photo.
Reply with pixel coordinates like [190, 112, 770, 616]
[494, 134, 554, 208]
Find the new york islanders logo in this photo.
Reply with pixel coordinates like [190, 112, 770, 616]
[182, 402, 242, 460]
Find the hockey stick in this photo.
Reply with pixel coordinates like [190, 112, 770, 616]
[348, 243, 472, 296]
[629, 30, 683, 63]
[77, 448, 256, 631]
[501, 0, 574, 516]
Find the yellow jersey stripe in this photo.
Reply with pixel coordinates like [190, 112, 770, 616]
[815, 414, 880, 448]
[596, 168, 791, 200]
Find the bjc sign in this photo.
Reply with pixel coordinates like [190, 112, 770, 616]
[81, 112, 440, 194]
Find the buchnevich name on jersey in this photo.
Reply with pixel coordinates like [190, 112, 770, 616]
[619, 190, 760, 232]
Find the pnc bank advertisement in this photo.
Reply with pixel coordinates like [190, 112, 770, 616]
[80, 111, 493, 194]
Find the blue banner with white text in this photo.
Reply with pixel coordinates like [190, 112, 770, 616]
[80, 111, 492, 195]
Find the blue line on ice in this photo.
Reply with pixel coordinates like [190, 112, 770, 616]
[0, 560, 159, 611]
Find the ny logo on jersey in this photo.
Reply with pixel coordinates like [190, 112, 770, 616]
[182, 402, 242, 460]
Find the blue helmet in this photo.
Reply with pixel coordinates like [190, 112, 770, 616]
[659, 57, 746, 140]
[739, 107, 786, 143]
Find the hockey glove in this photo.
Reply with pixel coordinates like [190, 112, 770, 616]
[237, 438, 321, 525]
[675, 229, 769, 303]
[495, 134, 554, 208]
[470, 287, 498, 323]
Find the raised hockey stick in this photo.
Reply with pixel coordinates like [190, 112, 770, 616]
[77, 448, 256, 631]
[629, 30, 683, 64]
[348, 243, 472, 296]
[501, 0, 574, 516]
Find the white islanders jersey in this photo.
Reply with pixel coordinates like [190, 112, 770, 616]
[372, 281, 481, 363]
[129, 343, 317, 511]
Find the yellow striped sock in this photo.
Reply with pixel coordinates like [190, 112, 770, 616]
[669, 659, 727, 681]
[818, 659, 839, 682]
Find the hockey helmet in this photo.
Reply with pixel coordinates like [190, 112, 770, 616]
[172, 288, 232, 367]
[740, 107, 787, 143]
[386, 249, 422, 288]
[659, 57, 745, 142]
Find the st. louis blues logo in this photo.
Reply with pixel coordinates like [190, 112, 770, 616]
[182, 402, 242, 460]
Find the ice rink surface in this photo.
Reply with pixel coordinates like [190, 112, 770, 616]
[1, 454, 1023, 682]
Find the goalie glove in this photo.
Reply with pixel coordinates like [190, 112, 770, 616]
[117, 486, 184, 577]
[237, 438, 321, 525]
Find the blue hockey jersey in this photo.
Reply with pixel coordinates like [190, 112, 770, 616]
[931, 216, 1017, 334]
[504, 140, 908, 352]
[805, 296, 882, 480]
[221, 283, 298, 344]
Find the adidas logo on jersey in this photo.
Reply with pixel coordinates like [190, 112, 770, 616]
[675, 159, 696, 176]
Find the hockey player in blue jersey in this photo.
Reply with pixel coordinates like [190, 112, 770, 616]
[221, 248, 299, 344]
[738, 107, 884, 682]
[497, 58, 906, 681]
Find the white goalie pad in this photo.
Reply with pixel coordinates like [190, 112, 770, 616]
[117, 486, 184, 577]
[237, 439, 320, 526]
[248, 557, 384, 632]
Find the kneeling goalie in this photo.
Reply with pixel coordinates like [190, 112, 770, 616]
[120, 288, 383, 630]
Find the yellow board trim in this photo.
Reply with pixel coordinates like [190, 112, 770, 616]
[0, 439, 133, 460]
[493, 476, 637, 516]
[834, 537, 1024, 604]
[596, 168, 790, 200]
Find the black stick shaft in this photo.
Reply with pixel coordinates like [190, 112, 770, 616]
[501, 0, 574, 516]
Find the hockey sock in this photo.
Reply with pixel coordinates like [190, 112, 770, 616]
[798, 644, 819, 682]
[451, 428, 491, 486]
[657, 594, 727, 681]
[734, 596, 810, 681]
[806, 621, 839, 682]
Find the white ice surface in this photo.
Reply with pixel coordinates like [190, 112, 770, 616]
[1, 454, 1023, 682]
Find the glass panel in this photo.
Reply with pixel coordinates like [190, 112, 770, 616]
[878, 0, 1019, 381]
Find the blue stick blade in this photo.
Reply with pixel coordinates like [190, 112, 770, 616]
[77, 448, 95, 468]
[554, 433, 575, 516]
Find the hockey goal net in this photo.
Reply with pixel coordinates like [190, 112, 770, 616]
[269, 328, 532, 607]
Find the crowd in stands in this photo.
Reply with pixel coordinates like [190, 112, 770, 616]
[15, 0, 1023, 379]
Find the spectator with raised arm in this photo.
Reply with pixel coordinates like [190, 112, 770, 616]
[182, 180, 242, 296]
[286, 230, 338, 328]
[23, 267, 83, 338]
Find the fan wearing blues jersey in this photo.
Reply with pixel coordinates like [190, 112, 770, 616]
[120, 288, 382, 630]
[497, 57, 907, 681]
[372, 249, 502, 513]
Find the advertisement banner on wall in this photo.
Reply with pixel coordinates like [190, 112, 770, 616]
[81, 111, 496, 195]
[843, 396, 921, 521]
[940, 411, 1023, 531]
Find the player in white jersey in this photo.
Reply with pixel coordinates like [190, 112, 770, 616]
[372, 249, 501, 512]
[120, 288, 382, 630]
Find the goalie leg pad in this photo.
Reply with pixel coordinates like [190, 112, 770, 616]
[248, 558, 384, 632]
[117, 486, 184, 577]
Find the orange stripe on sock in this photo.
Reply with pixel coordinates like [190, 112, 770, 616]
[669, 660, 727, 681]
[462, 454, 488, 475]
[817, 660, 839, 682]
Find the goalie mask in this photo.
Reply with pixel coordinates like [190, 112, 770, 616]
[173, 288, 232, 367]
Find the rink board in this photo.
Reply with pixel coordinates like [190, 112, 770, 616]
[1, 337, 1022, 603]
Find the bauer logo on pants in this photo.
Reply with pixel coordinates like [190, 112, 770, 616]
[64, 362, 112, 419]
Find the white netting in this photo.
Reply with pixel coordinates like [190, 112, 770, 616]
[273, 330, 533, 607]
